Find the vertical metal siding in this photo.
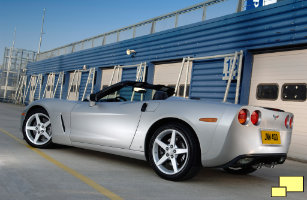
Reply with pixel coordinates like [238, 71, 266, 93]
[62, 73, 70, 100]
[41, 75, 48, 100]
[190, 60, 237, 102]
[121, 68, 137, 82]
[25, 0, 307, 102]
[79, 72, 89, 100]
[120, 68, 140, 100]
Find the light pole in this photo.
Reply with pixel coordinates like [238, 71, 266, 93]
[37, 8, 46, 55]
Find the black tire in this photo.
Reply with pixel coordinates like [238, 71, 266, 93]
[22, 107, 54, 149]
[223, 166, 257, 175]
[148, 122, 201, 181]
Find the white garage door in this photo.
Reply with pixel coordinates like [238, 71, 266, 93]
[45, 73, 55, 98]
[100, 68, 122, 90]
[249, 49, 307, 161]
[67, 71, 81, 101]
[153, 61, 192, 97]
[29, 76, 37, 103]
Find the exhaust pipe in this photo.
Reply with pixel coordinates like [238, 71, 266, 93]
[264, 162, 277, 168]
[254, 162, 277, 169]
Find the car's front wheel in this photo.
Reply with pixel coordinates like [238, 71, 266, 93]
[148, 122, 200, 181]
[22, 108, 53, 148]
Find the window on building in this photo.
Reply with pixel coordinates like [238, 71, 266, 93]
[102, 85, 108, 90]
[70, 85, 80, 93]
[179, 84, 190, 97]
[282, 83, 306, 101]
[62, 74, 65, 85]
[256, 84, 279, 100]
[166, 84, 189, 97]
[70, 85, 75, 93]
[94, 71, 97, 85]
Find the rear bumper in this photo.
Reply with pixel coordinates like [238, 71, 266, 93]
[218, 153, 287, 168]
[201, 105, 293, 167]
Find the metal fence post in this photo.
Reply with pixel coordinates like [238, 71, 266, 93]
[235, 50, 244, 104]
[175, 13, 179, 28]
[202, 4, 207, 21]
[151, 21, 156, 34]
[133, 26, 136, 38]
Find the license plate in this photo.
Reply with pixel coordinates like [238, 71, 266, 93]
[261, 131, 281, 144]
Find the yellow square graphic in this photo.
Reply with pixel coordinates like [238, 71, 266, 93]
[272, 187, 287, 197]
[280, 176, 304, 192]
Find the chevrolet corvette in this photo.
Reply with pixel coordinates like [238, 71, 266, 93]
[21, 81, 293, 181]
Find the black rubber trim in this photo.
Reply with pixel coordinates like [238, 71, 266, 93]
[217, 153, 287, 168]
[60, 114, 66, 132]
[91, 81, 175, 102]
[262, 107, 285, 112]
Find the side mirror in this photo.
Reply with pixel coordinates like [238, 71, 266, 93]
[87, 95, 96, 107]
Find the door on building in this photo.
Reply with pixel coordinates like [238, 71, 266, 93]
[45, 73, 55, 98]
[67, 71, 82, 101]
[249, 49, 307, 160]
[153, 61, 192, 97]
[100, 67, 122, 90]
[29, 76, 37, 102]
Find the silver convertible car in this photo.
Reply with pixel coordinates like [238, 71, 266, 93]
[21, 81, 293, 181]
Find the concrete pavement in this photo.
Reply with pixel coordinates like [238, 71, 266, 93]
[0, 102, 306, 200]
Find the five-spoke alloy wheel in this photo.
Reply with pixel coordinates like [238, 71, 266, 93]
[23, 108, 53, 148]
[149, 122, 200, 181]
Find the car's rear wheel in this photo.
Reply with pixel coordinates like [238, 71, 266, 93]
[223, 166, 257, 175]
[23, 108, 53, 148]
[148, 122, 200, 181]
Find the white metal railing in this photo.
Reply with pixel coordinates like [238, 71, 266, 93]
[175, 50, 244, 104]
[109, 62, 146, 86]
[34, 0, 282, 62]
[23, 74, 43, 104]
[81, 68, 96, 101]
[108, 62, 147, 101]
[36, 0, 244, 61]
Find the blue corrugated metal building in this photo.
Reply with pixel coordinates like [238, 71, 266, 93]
[26, 0, 307, 104]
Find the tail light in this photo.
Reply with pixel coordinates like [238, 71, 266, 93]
[251, 110, 260, 125]
[238, 109, 248, 125]
[285, 115, 289, 129]
[289, 116, 294, 129]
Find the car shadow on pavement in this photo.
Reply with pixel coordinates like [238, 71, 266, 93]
[52, 145, 149, 167]
[192, 167, 269, 183]
[48, 146, 272, 183]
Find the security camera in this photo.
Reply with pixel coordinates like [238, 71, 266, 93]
[126, 49, 136, 56]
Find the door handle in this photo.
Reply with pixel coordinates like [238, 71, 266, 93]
[141, 103, 148, 112]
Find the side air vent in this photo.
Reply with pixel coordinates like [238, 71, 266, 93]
[60, 114, 66, 132]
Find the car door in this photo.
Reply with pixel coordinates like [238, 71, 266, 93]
[70, 100, 144, 149]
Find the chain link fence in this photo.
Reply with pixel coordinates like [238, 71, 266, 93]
[0, 47, 36, 101]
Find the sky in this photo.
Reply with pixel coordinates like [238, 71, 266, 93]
[0, 0, 238, 64]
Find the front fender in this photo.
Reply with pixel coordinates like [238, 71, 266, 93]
[21, 99, 78, 145]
